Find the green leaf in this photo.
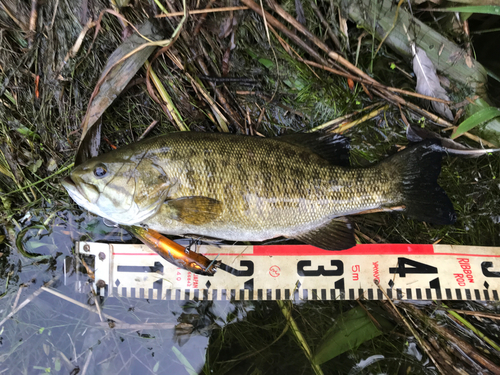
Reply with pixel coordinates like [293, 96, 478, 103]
[452, 107, 500, 139]
[440, 5, 500, 15]
[29, 159, 43, 174]
[54, 358, 61, 372]
[16, 126, 39, 139]
[153, 361, 160, 373]
[171, 346, 197, 375]
[258, 58, 274, 69]
[313, 306, 393, 365]
[246, 50, 258, 59]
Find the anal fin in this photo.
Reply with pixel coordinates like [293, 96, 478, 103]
[291, 217, 356, 250]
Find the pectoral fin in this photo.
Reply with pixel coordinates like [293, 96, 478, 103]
[164, 196, 223, 225]
[291, 217, 356, 250]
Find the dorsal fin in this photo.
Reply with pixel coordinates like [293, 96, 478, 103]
[277, 133, 350, 167]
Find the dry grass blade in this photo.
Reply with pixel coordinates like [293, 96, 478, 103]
[375, 282, 446, 374]
[187, 73, 230, 132]
[404, 303, 500, 374]
[145, 60, 188, 131]
[155, 6, 249, 18]
[0, 278, 57, 329]
[78, 20, 163, 144]
[331, 104, 390, 134]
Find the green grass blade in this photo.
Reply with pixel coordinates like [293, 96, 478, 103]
[313, 306, 393, 365]
[452, 107, 500, 139]
[171, 346, 198, 375]
[440, 6, 500, 15]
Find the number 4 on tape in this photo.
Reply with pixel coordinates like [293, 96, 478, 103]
[76, 242, 500, 302]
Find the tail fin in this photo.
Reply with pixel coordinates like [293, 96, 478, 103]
[383, 140, 456, 225]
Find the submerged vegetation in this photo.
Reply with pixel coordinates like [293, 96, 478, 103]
[0, 0, 500, 373]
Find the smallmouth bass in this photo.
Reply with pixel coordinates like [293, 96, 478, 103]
[62, 132, 456, 250]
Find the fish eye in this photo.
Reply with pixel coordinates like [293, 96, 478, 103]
[93, 164, 108, 178]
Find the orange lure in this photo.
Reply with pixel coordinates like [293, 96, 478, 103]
[122, 225, 219, 276]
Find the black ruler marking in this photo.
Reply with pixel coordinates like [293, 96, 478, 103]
[483, 290, 490, 301]
[425, 289, 432, 300]
[396, 289, 402, 300]
[445, 289, 452, 299]
[474, 290, 481, 300]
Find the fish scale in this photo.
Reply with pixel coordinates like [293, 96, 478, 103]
[141, 134, 393, 238]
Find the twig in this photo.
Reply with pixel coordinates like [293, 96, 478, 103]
[28, 0, 38, 46]
[375, 282, 446, 374]
[81, 350, 93, 375]
[94, 322, 176, 329]
[265, 0, 376, 83]
[194, 0, 217, 35]
[404, 303, 500, 375]
[309, 1, 342, 52]
[375, 0, 404, 56]
[138, 120, 159, 141]
[41, 286, 123, 323]
[0, 162, 74, 197]
[49, 0, 59, 29]
[303, 60, 449, 104]
[268, 25, 321, 80]
[0, 278, 57, 328]
[331, 105, 390, 134]
[240, 0, 330, 67]
[308, 103, 382, 132]
[450, 310, 500, 321]
[155, 6, 249, 18]
[145, 60, 188, 131]
[441, 302, 500, 352]
[90, 285, 104, 322]
[187, 73, 230, 132]
[59, 18, 96, 72]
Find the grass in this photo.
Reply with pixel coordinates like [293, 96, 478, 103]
[0, 0, 500, 374]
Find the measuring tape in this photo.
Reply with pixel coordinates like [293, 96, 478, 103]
[76, 242, 500, 301]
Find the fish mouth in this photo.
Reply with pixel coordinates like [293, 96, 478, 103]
[62, 176, 86, 201]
